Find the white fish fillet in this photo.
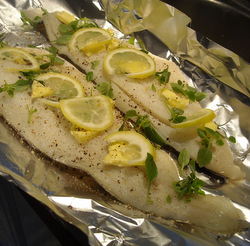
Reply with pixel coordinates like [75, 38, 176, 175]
[39, 11, 244, 180]
[0, 47, 246, 234]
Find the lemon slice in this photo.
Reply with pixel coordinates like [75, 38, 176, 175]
[0, 47, 40, 72]
[60, 95, 113, 131]
[162, 89, 189, 110]
[32, 72, 85, 107]
[68, 27, 112, 55]
[56, 11, 76, 25]
[103, 48, 156, 79]
[103, 131, 156, 166]
[70, 125, 99, 144]
[171, 109, 216, 128]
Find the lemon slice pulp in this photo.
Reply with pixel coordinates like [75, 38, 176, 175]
[68, 27, 112, 55]
[103, 48, 156, 79]
[171, 109, 216, 128]
[32, 72, 85, 107]
[103, 131, 156, 166]
[60, 95, 113, 131]
[0, 47, 40, 72]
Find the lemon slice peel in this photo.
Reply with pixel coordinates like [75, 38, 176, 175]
[32, 72, 85, 106]
[0, 47, 40, 72]
[103, 47, 156, 79]
[60, 95, 113, 131]
[171, 109, 216, 128]
[103, 131, 156, 166]
[68, 27, 112, 55]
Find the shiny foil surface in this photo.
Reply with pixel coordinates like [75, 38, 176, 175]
[0, 0, 249, 245]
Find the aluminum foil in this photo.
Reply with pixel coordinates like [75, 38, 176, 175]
[0, 0, 249, 245]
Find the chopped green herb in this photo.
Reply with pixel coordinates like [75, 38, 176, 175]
[26, 105, 37, 123]
[197, 126, 236, 167]
[140, 49, 148, 54]
[86, 71, 94, 81]
[96, 81, 114, 99]
[166, 195, 171, 204]
[91, 60, 100, 69]
[145, 153, 158, 203]
[173, 159, 205, 202]
[55, 17, 99, 45]
[20, 8, 47, 28]
[151, 84, 156, 92]
[169, 107, 186, 124]
[127, 37, 135, 45]
[171, 81, 206, 102]
[155, 67, 171, 85]
[39, 46, 64, 69]
[0, 79, 32, 97]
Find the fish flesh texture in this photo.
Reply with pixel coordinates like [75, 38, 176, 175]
[38, 11, 244, 180]
[0, 46, 247, 234]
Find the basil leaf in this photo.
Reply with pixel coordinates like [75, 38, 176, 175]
[145, 153, 158, 203]
[197, 146, 212, 167]
[178, 148, 190, 171]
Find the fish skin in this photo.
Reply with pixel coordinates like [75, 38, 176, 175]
[40, 11, 244, 180]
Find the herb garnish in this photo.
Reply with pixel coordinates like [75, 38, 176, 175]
[20, 8, 48, 28]
[127, 37, 135, 45]
[26, 105, 37, 123]
[178, 148, 190, 172]
[173, 155, 205, 202]
[86, 71, 94, 81]
[56, 17, 99, 45]
[171, 80, 206, 102]
[163, 101, 186, 124]
[39, 47, 64, 69]
[145, 153, 158, 203]
[119, 110, 167, 147]
[0, 79, 32, 97]
[96, 81, 114, 99]
[155, 67, 171, 85]
[91, 60, 100, 69]
[197, 127, 236, 167]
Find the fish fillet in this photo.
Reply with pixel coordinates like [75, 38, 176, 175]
[0, 47, 246, 234]
[38, 11, 244, 180]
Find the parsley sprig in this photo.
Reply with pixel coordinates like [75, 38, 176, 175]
[197, 127, 236, 167]
[39, 47, 64, 69]
[26, 105, 37, 123]
[56, 17, 99, 45]
[171, 80, 206, 102]
[20, 8, 48, 28]
[0, 79, 32, 97]
[173, 150, 205, 202]
[96, 81, 114, 99]
[155, 67, 171, 85]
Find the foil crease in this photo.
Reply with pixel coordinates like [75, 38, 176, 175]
[0, 0, 249, 245]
